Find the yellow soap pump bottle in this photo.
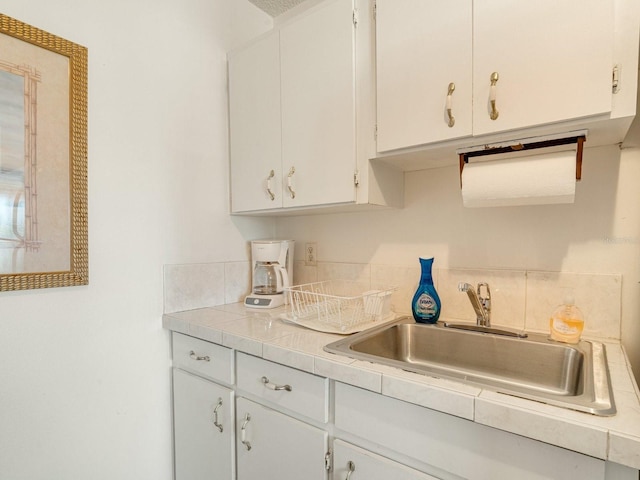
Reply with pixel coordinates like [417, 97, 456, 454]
[549, 295, 584, 344]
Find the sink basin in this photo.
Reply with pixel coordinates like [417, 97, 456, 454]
[324, 317, 615, 416]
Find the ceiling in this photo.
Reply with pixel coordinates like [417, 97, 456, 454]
[248, 0, 307, 17]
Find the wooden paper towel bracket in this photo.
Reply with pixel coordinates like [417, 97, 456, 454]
[458, 132, 586, 187]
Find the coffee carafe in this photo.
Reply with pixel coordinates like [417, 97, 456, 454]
[245, 240, 294, 309]
[252, 261, 288, 295]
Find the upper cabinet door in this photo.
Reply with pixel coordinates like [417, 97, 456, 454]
[229, 32, 282, 213]
[280, 0, 357, 208]
[376, 0, 473, 152]
[472, 0, 614, 136]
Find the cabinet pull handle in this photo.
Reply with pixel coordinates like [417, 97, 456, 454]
[489, 72, 499, 120]
[261, 376, 292, 392]
[345, 461, 356, 480]
[212, 398, 223, 433]
[286, 166, 296, 199]
[189, 350, 210, 362]
[446, 82, 455, 127]
[266, 169, 275, 201]
[241, 413, 252, 451]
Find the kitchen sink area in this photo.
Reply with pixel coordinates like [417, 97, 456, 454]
[324, 316, 616, 416]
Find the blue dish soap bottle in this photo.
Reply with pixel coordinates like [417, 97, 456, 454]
[411, 257, 441, 324]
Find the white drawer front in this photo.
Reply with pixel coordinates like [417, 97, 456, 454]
[172, 332, 233, 385]
[236, 352, 328, 423]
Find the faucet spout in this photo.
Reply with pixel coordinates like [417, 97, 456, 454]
[458, 282, 491, 327]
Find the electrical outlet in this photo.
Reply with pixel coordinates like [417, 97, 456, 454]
[305, 242, 317, 266]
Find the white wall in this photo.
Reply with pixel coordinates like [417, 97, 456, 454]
[276, 143, 640, 382]
[0, 1, 273, 478]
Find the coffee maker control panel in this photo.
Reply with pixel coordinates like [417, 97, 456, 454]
[244, 296, 277, 308]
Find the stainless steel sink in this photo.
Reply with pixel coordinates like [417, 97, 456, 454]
[324, 317, 615, 416]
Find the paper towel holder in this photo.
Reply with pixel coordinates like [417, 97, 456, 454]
[458, 131, 586, 187]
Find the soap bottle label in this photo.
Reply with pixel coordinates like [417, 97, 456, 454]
[415, 293, 437, 316]
[551, 318, 579, 334]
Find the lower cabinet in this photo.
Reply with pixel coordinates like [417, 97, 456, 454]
[172, 368, 234, 480]
[170, 334, 638, 480]
[332, 439, 437, 480]
[236, 397, 329, 480]
[334, 382, 608, 480]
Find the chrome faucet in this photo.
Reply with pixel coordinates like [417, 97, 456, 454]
[458, 282, 491, 327]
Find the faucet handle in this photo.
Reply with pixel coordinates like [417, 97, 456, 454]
[477, 283, 491, 311]
[458, 282, 473, 292]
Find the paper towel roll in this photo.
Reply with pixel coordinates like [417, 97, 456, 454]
[461, 150, 576, 207]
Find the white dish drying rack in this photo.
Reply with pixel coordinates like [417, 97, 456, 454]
[280, 280, 397, 334]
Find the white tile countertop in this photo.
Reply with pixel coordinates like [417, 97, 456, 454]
[163, 303, 640, 470]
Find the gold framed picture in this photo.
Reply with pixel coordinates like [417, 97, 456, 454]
[0, 14, 88, 291]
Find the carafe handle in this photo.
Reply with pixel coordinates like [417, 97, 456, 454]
[278, 265, 289, 292]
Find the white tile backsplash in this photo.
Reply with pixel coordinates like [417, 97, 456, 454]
[371, 264, 420, 315]
[164, 261, 250, 313]
[163, 263, 226, 313]
[224, 261, 251, 304]
[317, 262, 371, 285]
[439, 268, 527, 330]
[525, 271, 622, 339]
[164, 260, 622, 339]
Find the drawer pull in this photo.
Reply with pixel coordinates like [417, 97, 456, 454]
[345, 461, 355, 480]
[241, 413, 252, 451]
[261, 376, 292, 392]
[189, 350, 210, 362]
[212, 398, 223, 433]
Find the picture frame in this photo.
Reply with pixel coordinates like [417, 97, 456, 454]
[0, 14, 88, 291]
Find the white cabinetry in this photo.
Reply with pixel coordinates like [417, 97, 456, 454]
[279, 0, 357, 209]
[228, 0, 403, 214]
[376, 0, 619, 153]
[334, 382, 608, 480]
[228, 32, 281, 213]
[472, 0, 613, 136]
[332, 439, 437, 480]
[236, 351, 329, 423]
[236, 397, 329, 480]
[171, 333, 235, 480]
[376, 0, 473, 152]
[169, 329, 638, 480]
[172, 369, 234, 480]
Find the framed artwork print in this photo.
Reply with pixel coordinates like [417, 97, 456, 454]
[0, 14, 88, 291]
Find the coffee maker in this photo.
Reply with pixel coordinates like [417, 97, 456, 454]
[244, 240, 294, 309]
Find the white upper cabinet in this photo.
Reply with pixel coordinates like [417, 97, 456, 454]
[376, 0, 473, 152]
[228, 0, 404, 215]
[228, 0, 359, 213]
[228, 32, 282, 213]
[376, 0, 620, 153]
[472, 0, 613, 136]
[280, 0, 357, 208]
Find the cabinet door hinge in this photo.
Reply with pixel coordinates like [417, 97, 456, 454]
[354, 170, 360, 187]
[324, 449, 333, 471]
[352, 9, 358, 27]
[373, 1, 377, 20]
[612, 65, 620, 94]
[374, 124, 378, 141]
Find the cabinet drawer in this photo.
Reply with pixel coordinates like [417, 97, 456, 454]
[236, 352, 328, 423]
[172, 333, 233, 385]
